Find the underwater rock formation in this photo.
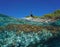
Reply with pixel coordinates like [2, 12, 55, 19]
[0, 13, 60, 47]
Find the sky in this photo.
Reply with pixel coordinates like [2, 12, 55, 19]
[0, 0, 60, 18]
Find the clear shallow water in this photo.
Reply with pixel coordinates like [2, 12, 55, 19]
[0, 19, 60, 47]
[0, 29, 53, 47]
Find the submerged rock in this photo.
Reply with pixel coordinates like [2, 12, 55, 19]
[0, 14, 60, 47]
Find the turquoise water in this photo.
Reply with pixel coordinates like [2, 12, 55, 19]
[0, 18, 60, 47]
